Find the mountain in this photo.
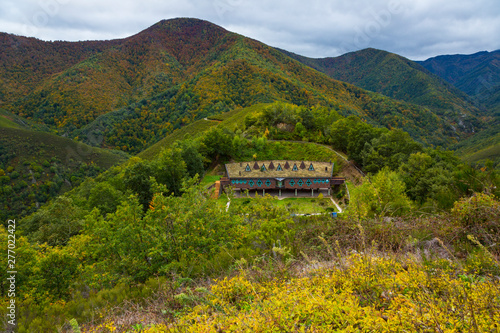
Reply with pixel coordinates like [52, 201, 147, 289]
[278, 48, 484, 129]
[418, 50, 500, 118]
[0, 18, 478, 153]
[417, 50, 500, 165]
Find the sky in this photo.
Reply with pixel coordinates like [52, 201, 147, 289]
[1, 0, 499, 60]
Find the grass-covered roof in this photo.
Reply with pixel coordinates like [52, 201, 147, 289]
[225, 160, 334, 178]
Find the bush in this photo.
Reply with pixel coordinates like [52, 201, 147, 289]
[452, 192, 500, 253]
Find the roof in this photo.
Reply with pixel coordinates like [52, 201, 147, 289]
[225, 160, 334, 178]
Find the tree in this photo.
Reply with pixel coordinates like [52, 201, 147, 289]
[153, 147, 188, 197]
[361, 128, 422, 173]
[398, 152, 455, 208]
[122, 159, 154, 211]
[294, 122, 306, 138]
[32, 246, 79, 301]
[199, 127, 234, 163]
[349, 168, 413, 218]
[451, 192, 500, 250]
[175, 140, 205, 179]
[88, 181, 124, 215]
[82, 196, 152, 283]
[24, 196, 85, 246]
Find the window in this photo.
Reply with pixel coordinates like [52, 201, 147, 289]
[265, 179, 271, 187]
[292, 164, 298, 171]
[308, 163, 315, 171]
[245, 164, 251, 172]
[289, 179, 295, 186]
[297, 179, 304, 186]
[277, 164, 283, 171]
[306, 179, 312, 186]
[257, 179, 263, 187]
[249, 180, 255, 187]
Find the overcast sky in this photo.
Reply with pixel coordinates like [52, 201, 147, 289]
[1, 0, 499, 60]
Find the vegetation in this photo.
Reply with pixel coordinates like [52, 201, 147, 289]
[281, 47, 483, 134]
[0, 18, 499, 332]
[1, 100, 499, 332]
[452, 126, 500, 167]
[1, 18, 479, 156]
[146, 252, 500, 332]
[0, 125, 127, 223]
[224, 196, 337, 215]
[418, 50, 500, 118]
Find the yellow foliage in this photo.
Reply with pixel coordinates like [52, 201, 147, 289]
[144, 254, 500, 332]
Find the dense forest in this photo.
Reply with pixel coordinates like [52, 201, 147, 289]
[1, 102, 499, 332]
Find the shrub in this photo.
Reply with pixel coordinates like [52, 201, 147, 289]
[452, 193, 500, 252]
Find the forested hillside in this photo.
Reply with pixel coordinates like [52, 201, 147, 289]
[280, 47, 499, 166]
[0, 18, 478, 154]
[418, 50, 500, 117]
[0, 109, 127, 222]
[279, 48, 483, 131]
[417, 50, 500, 165]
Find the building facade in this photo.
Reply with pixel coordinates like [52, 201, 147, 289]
[221, 160, 345, 197]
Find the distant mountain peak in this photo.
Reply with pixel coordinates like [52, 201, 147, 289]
[133, 17, 229, 39]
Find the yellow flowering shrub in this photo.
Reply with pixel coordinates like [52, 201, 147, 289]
[144, 254, 500, 332]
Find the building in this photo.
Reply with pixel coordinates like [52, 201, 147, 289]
[220, 160, 345, 197]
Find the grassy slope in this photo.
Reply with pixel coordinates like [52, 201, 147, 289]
[0, 114, 20, 129]
[139, 103, 364, 201]
[137, 119, 219, 160]
[138, 104, 262, 160]
[453, 126, 500, 165]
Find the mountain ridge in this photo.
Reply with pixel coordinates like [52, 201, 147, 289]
[417, 49, 500, 118]
[0, 18, 485, 153]
[278, 47, 484, 122]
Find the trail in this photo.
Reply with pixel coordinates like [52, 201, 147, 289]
[330, 198, 343, 213]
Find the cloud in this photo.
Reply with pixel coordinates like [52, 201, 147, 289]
[0, 0, 499, 60]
